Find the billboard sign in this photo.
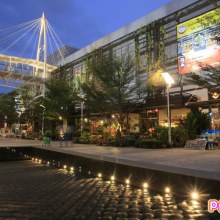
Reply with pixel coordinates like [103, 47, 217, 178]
[177, 9, 220, 74]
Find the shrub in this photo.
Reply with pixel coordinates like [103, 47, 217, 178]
[81, 131, 90, 139]
[135, 139, 162, 149]
[172, 126, 188, 147]
[152, 126, 168, 146]
[114, 138, 129, 147]
[183, 107, 210, 139]
[90, 135, 100, 144]
[78, 131, 91, 144]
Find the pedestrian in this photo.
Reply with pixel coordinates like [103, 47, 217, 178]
[58, 126, 64, 147]
[64, 126, 74, 147]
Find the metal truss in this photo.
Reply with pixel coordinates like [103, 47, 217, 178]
[0, 54, 57, 95]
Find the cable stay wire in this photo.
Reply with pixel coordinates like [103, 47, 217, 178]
[19, 22, 41, 58]
[0, 19, 40, 45]
[31, 23, 41, 60]
[0, 18, 40, 36]
[0, 20, 40, 56]
[46, 21, 65, 65]
[1, 21, 40, 55]
[0, 14, 65, 68]
[47, 27, 57, 66]
[47, 21, 65, 65]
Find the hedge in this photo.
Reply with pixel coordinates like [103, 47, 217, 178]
[135, 139, 163, 149]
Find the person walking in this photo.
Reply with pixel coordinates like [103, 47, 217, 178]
[58, 126, 64, 147]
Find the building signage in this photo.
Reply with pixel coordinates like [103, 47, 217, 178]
[177, 9, 220, 74]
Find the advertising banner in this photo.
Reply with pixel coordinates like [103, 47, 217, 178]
[177, 9, 220, 74]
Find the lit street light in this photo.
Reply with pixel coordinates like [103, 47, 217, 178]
[161, 72, 175, 146]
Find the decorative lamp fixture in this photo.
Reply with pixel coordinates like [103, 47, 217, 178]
[212, 92, 219, 99]
[161, 72, 175, 86]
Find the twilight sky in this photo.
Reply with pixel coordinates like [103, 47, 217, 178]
[0, 0, 173, 93]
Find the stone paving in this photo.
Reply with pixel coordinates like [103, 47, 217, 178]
[0, 160, 219, 220]
[0, 137, 220, 182]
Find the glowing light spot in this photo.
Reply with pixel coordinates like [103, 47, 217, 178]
[191, 192, 199, 200]
[98, 173, 102, 178]
[192, 200, 198, 206]
[125, 179, 130, 185]
[70, 167, 74, 171]
[165, 187, 171, 193]
[143, 182, 148, 189]
[63, 165, 67, 169]
[111, 175, 115, 181]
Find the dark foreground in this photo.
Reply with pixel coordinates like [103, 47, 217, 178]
[0, 161, 219, 220]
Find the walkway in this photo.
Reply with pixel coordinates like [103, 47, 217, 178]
[0, 137, 220, 181]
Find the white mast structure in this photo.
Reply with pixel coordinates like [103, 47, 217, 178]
[36, 12, 47, 97]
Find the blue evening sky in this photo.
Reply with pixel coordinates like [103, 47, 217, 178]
[0, 0, 173, 93]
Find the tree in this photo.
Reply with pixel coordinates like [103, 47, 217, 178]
[0, 91, 18, 127]
[17, 84, 37, 126]
[183, 107, 210, 139]
[186, 65, 220, 88]
[43, 77, 77, 124]
[79, 51, 146, 132]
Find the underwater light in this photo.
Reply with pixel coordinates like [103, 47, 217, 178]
[143, 182, 148, 189]
[165, 187, 171, 193]
[191, 192, 199, 200]
[125, 179, 130, 185]
[111, 175, 115, 181]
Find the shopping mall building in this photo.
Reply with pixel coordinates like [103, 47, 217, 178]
[52, 0, 220, 134]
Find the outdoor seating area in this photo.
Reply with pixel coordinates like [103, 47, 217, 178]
[185, 130, 220, 150]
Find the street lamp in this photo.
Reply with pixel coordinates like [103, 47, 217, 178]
[161, 72, 175, 146]
[40, 104, 45, 136]
[4, 115, 7, 134]
[81, 101, 84, 135]
[78, 93, 85, 135]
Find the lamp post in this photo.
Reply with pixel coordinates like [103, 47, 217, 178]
[81, 101, 84, 135]
[78, 93, 85, 136]
[4, 115, 7, 134]
[161, 72, 175, 146]
[40, 104, 45, 136]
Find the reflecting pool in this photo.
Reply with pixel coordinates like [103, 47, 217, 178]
[0, 159, 219, 220]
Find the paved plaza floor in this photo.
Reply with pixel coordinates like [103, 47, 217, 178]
[0, 137, 220, 181]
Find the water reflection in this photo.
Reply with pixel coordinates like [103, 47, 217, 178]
[33, 158, 220, 219]
[0, 152, 219, 219]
